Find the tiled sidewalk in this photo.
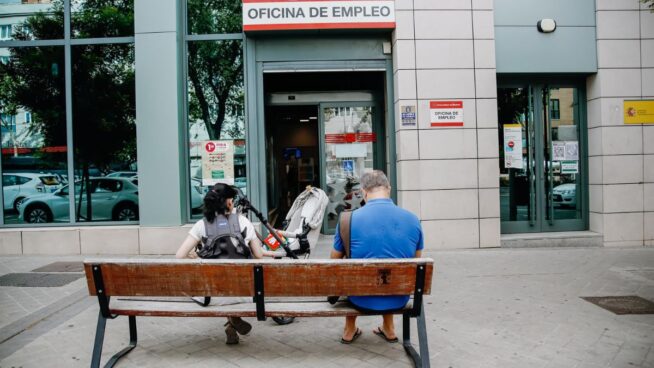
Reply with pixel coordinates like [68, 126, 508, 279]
[1, 245, 653, 367]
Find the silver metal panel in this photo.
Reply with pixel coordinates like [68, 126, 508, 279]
[266, 91, 375, 106]
[495, 27, 597, 73]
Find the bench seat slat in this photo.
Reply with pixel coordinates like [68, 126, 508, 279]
[108, 298, 414, 318]
[84, 259, 433, 297]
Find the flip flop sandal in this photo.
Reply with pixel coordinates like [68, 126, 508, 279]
[340, 328, 362, 344]
[373, 327, 399, 343]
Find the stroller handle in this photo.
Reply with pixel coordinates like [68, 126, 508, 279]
[233, 187, 299, 260]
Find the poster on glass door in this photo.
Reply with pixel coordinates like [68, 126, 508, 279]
[201, 140, 235, 186]
[503, 124, 523, 169]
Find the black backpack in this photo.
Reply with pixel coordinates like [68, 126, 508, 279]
[196, 213, 251, 259]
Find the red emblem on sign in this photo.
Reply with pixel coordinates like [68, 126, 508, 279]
[205, 142, 216, 152]
[508, 141, 514, 148]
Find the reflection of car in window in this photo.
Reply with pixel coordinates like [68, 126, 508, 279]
[553, 183, 576, 208]
[2, 173, 62, 211]
[18, 177, 139, 223]
[106, 171, 137, 178]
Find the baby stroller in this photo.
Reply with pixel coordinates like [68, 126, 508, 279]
[234, 186, 328, 324]
[268, 186, 329, 258]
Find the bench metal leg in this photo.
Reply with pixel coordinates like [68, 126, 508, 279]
[402, 308, 431, 368]
[90, 314, 138, 368]
[105, 316, 138, 368]
[91, 312, 107, 368]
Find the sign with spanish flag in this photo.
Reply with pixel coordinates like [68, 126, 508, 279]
[624, 100, 654, 124]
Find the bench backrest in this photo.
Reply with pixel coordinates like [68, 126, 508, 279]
[84, 258, 433, 298]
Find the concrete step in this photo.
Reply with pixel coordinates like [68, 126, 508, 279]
[501, 231, 603, 248]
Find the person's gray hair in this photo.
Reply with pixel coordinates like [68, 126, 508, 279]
[360, 170, 391, 191]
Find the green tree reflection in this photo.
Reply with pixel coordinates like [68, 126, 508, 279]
[187, 0, 244, 140]
[0, 0, 135, 221]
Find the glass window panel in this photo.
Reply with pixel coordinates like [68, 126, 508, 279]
[187, 0, 242, 35]
[71, 0, 134, 38]
[547, 87, 582, 221]
[72, 43, 137, 222]
[0, 1, 64, 40]
[187, 40, 244, 218]
[0, 47, 69, 224]
[323, 106, 374, 230]
[498, 87, 534, 223]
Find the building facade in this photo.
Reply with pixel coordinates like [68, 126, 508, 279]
[0, 0, 652, 254]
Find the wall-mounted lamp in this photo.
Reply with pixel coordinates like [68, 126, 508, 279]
[537, 19, 557, 33]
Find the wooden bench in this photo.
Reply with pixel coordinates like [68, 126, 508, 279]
[84, 258, 434, 367]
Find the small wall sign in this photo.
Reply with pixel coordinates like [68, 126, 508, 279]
[430, 101, 464, 127]
[400, 105, 417, 127]
[624, 100, 654, 124]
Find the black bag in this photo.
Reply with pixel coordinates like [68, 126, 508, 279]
[196, 214, 251, 259]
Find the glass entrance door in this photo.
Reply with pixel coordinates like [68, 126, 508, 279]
[498, 83, 587, 233]
[320, 103, 381, 233]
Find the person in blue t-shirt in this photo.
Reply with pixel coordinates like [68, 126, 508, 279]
[331, 170, 424, 344]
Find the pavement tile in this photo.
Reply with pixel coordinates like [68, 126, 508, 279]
[2, 247, 654, 367]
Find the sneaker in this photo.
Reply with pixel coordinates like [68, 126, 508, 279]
[224, 323, 239, 345]
[228, 317, 252, 335]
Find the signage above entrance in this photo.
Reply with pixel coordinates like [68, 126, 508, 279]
[242, 0, 396, 32]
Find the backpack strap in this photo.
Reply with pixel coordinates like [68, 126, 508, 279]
[338, 210, 353, 259]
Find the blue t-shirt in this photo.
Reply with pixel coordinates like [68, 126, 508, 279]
[333, 198, 424, 311]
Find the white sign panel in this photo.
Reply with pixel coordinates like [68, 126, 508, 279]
[243, 0, 395, 31]
[202, 140, 235, 186]
[430, 101, 464, 127]
[552, 141, 565, 161]
[565, 141, 579, 161]
[561, 161, 579, 174]
[334, 143, 367, 158]
[503, 124, 523, 169]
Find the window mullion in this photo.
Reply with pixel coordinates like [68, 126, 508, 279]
[64, 0, 75, 224]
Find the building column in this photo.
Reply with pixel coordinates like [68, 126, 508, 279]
[134, 0, 186, 228]
[588, 0, 653, 247]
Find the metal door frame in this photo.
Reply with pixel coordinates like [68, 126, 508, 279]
[250, 56, 395, 228]
[498, 76, 589, 233]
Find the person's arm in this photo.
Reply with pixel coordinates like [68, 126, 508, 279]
[415, 250, 422, 258]
[331, 222, 345, 259]
[249, 237, 282, 258]
[331, 249, 344, 259]
[176, 235, 199, 259]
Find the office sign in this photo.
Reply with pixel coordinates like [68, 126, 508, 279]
[503, 124, 523, 169]
[430, 101, 464, 127]
[624, 100, 654, 124]
[202, 140, 235, 186]
[243, 0, 395, 31]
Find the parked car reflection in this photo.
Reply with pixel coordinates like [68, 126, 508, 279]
[3, 173, 61, 211]
[18, 177, 139, 223]
[553, 183, 576, 208]
[191, 178, 204, 212]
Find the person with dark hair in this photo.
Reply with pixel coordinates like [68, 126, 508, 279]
[176, 183, 277, 344]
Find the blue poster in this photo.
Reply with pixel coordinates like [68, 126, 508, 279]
[342, 160, 354, 173]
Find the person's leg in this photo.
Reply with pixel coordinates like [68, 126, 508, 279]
[224, 318, 238, 344]
[373, 314, 399, 342]
[228, 317, 252, 335]
[342, 316, 359, 341]
[381, 314, 397, 339]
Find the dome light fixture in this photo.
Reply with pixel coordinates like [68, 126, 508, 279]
[537, 19, 557, 33]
